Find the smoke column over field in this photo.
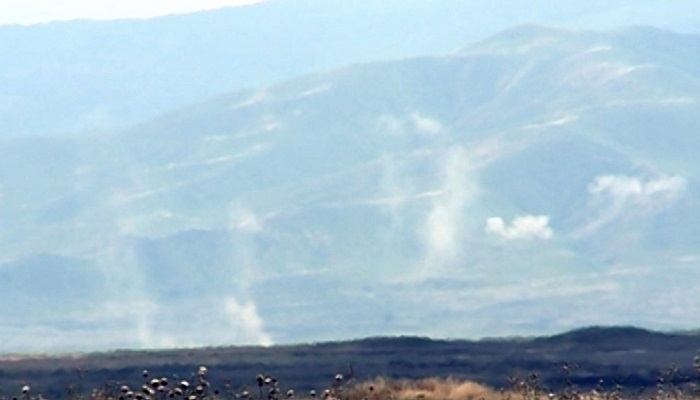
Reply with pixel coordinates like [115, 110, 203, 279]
[419, 145, 478, 278]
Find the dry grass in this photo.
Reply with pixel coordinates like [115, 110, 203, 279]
[345, 377, 499, 400]
[5, 355, 700, 400]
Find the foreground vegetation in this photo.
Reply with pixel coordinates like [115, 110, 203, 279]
[5, 354, 700, 400]
[2, 328, 699, 400]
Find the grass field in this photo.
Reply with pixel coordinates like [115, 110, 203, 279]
[2, 329, 699, 400]
[6, 360, 700, 400]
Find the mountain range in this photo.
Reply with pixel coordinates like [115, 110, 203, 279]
[1, 14, 700, 353]
[2, 0, 699, 136]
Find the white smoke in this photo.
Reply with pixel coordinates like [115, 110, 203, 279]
[224, 296, 273, 346]
[410, 112, 443, 135]
[420, 145, 478, 275]
[589, 174, 685, 204]
[485, 215, 553, 240]
[230, 205, 264, 234]
[223, 203, 275, 345]
[580, 174, 686, 234]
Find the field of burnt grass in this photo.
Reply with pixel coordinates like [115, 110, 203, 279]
[5, 358, 700, 400]
[1, 327, 700, 400]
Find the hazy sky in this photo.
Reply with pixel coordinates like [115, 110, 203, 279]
[0, 0, 268, 25]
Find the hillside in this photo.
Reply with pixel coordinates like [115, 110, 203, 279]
[1, 25, 700, 353]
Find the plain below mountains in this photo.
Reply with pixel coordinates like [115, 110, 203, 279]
[0, 327, 699, 400]
[1, 25, 700, 352]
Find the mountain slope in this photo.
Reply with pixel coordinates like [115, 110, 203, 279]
[1, 26, 699, 353]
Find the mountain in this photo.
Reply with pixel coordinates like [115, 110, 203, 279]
[1, 25, 700, 353]
[1, 1, 699, 136]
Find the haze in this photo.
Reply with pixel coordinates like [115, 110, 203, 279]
[0, 1, 699, 354]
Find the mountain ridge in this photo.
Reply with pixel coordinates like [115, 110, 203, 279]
[2, 0, 699, 136]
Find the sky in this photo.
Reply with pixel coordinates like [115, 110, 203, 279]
[0, 0, 268, 25]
